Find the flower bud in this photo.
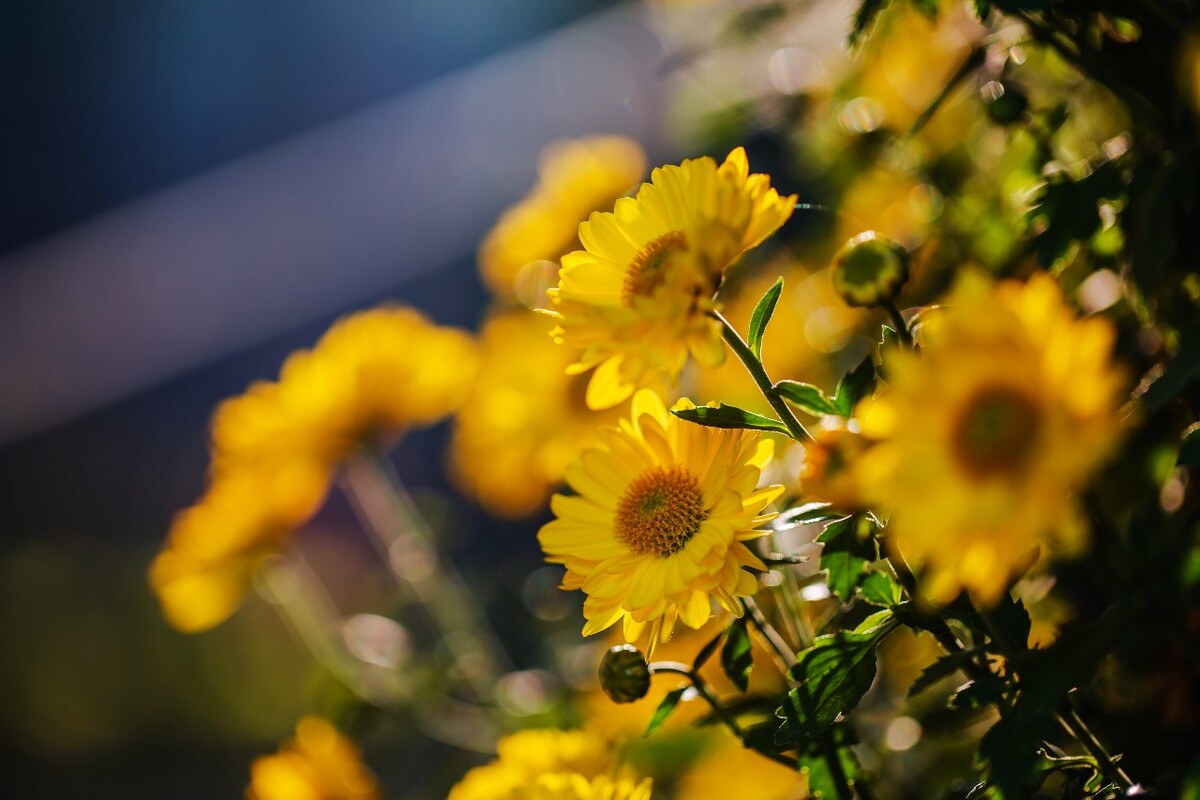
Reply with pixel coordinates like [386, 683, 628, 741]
[598, 644, 651, 703]
[832, 231, 910, 308]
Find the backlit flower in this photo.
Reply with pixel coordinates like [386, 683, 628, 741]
[856, 271, 1126, 605]
[539, 389, 783, 652]
[448, 310, 622, 518]
[480, 136, 647, 302]
[152, 305, 477, 632]
[549, 148, 796, 409]
[448, 729, 618, 800]
[246, 716, 381, 800]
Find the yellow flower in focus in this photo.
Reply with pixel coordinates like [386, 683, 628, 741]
[538, 389, 784, 652]
[856, 271, 1126, 606]
[448, 729, 616, 800]
[247, 716, 381, 800]
[449, 310, 623, 518]
[550, 148, 796, 409]
[153, 305, 478, 632]
[480, 136, 647, 302]
[675, 731, 804, 800]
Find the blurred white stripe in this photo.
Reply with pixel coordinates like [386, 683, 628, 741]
[0, 4, 675, 444]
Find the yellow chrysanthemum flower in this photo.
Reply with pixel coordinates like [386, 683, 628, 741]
[247, 716, 381, 800]
[152, 305, 478, 632]
[449, 309, 623, 518]
[538, 389, 784, 651]
[448, 729, 615, 800]
[149, 465, 327, 632]
[856, 270, 1126, 606]
[480, 136, 647, 302]
[549, 148, 796, 409]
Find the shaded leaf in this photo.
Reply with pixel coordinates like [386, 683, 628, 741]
[832, 356, 877, 417]
[644, 686, 689, 737]
[776, 381, 839, 416]
[990, 594, 1032, 651]
[950, 676, 1006, 710]
[908, 648, 983, 698]
[849, 0, 890, 47]
[721, 617, 754, 693]
[672, 404, 790, 435]
[693, 629, 725, 671]
[1026, 160, 1125, 267]
[798, 725, 863, 799]
[775, 624, 894, 745]
[748, 277, 784, 360]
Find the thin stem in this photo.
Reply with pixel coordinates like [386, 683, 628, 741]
[648, 662, 798, 770]
[739, 598, 855, 800]
[712, 310, 814, 443]
[342, 451, 512, 703]
[882, 301, 913, 347]
[742, 596, 797, 670]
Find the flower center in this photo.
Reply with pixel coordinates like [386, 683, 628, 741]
[622, 231, 688, 304]
[615, 464, 707, 557]
[952, 387, 1041, 478]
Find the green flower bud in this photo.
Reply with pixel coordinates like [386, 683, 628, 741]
[598, 644, 651, 703]
[832, 231, 910, 308]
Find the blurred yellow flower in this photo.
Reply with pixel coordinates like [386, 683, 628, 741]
[480, 136, 647, 302]
[550, 148, 796, 409]
[449, 309, 623, 518]
[448, 729, 616, 800]
[519, 774, 653, 800]
[675, 730, 804, 800]
[150, 466, 327, 632]
[798, 422, 872, 512]
[153, 305, 478, 632]
[246, 716, 381, 800]
[857, 271, 1126, 606]
[539, 389, 783, 652]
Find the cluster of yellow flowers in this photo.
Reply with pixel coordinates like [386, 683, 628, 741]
[151, 133, 1133, 798]
[150, 306, 478, 632]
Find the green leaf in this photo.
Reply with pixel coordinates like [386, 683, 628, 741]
[907, 648, 983, 698]
[672, 404, 790, 436]
[832, 356, 876, 417]
[859, 570, 904, 607]
[816, 517, 877, 602]
[721, 617, 754, 692]
[774, 502, 842, 528]
[849, 0, 890, 47]
[775, 624, 894, 745]
[748, 277, 784, 360]
[990, 594, 1032, 651]
[950, 676, 1006, 710]
[797, 725, 863, 798]
[644, 686, 689, 737]
[1141, 321, 1200, 413]
[693, 629, 725, 671]
[1181, 424, 1200, 468]
[775, 380, 839, 416]
[1026, 160, 1125, 268]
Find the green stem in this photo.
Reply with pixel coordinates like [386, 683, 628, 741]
[342, 451, 512, 703]
[647, 662, 798, 770]
[740, 598, 855, 800]
[882, 301, 913, 347]
[712, 310, 814, 443]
